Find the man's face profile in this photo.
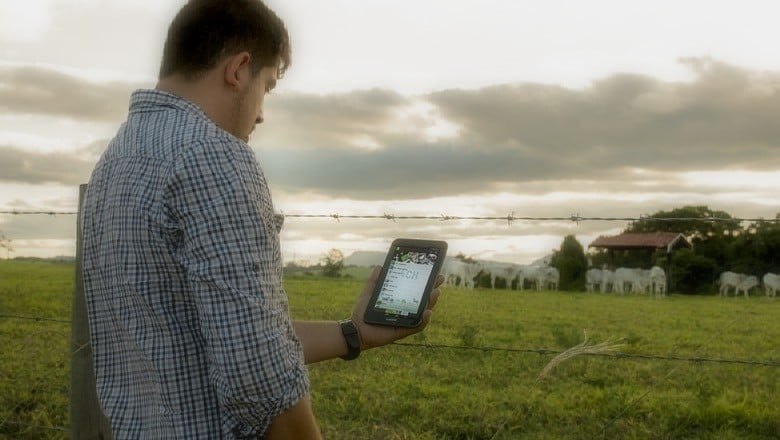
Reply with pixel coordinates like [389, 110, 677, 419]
[232, 63, 278, 143]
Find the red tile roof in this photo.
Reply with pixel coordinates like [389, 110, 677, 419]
[589, 232, 690, 251]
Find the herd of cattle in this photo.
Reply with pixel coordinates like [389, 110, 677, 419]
[442, 259, 561, 291]
[585, 266, 667, 296]
[718, 271, 779, 297]
[441, 258, 780, 297]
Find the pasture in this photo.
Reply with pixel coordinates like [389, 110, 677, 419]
[1, 260, 779, 439]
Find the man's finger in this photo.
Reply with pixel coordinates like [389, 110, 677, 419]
[394, 309, 433, 340]
[427, 288, 440, 309]
[370, 265, 381, 281]
[418, 309, 433, 328]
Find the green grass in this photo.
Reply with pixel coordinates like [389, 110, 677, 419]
[0, 260, 73, 440]
[295, 278, 780, 439]
[1, 261, 779, 439]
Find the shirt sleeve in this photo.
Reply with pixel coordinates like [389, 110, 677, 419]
[164, 137, 309, 437]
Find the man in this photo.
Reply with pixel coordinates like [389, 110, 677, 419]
[81, 1, 443, 438]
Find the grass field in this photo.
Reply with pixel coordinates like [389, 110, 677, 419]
[1, 260, 779, 439]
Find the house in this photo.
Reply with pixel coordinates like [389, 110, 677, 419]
[588, 232, 692, 292]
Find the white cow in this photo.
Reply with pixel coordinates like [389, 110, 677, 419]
[442, 258, 458, 287]
[633, 269, 653, 294]
[534, 266, 559, 291]
[612, 268, 631, 294]
[442, 258, 483, 289]
[763, 273, 780, 298]
[736, 275, 759, 297]
[600, 269, 614, 293]
[719, 271, 746, 297]
[515, 265, 543, 291]
[481, 261, 522, 290]
[719, 271, 760, 297]
[585, 268, 603, 293]
[613, 267, 650, 295]
[443, 258, 463, 288]
[649, 266, 666, 297]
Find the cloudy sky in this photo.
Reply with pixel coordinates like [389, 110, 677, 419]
[1, 0, 779, 264]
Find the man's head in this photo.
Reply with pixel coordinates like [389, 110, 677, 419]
[158, 0, 291, 142]
[160, 0, 290, 81]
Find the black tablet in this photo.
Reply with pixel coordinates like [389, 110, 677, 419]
[363, 238, 447, 327]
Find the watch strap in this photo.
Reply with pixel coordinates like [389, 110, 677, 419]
[338, 319, 361, 361]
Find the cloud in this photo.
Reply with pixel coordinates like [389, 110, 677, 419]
[255, 88, 420, 150]
[0, 0, 53, 42]
[429, 57, 780, 171]
[252, 58, 780, 199]
[0, 66, 137, 121]
[0, 145, 95, 185]
[3, 58, 780, 201]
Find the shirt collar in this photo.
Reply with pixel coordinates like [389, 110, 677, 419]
[129, 89, 212, 124]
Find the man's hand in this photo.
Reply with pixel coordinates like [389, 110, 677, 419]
[350, 266, 444, 350]
[265, 396, 321, 440]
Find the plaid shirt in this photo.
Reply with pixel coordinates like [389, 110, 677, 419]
[82, 89, 309, 439]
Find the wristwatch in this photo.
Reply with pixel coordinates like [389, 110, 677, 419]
[338, 319, 361, 360]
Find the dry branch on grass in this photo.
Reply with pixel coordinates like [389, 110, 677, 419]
[537, 331, 624, 382]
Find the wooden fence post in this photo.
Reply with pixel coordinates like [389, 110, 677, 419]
[70, 184, 114, 439]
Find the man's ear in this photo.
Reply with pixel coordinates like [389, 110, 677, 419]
[223, 51, 252, 90]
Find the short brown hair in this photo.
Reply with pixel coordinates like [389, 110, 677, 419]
[159, 0, 291, 79]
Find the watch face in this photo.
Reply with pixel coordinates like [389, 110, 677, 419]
[340, 320, 361, 360]
[340, 320, 357, 334]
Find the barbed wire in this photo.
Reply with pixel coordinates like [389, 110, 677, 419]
[2, 310, 776, 367]
[283, 213, 780, 224]
[1, 209, 778, 224]
[391, 342, 780, 367]
[0, 210, 77, 215]
[0, 313, 71, 324]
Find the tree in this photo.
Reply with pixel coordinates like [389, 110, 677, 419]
[752, 216, 780, 272]
[551, 235, 588, 291]
[725, 217, 780, 276]
[626, 205, 742, 240]
[670, 248, 718, 294]
[321, 248, 345, 277]
[454, 253, 477, 263]
[0, 233, 13, 260]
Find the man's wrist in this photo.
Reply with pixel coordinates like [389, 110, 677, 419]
[338, 319, 361, 360]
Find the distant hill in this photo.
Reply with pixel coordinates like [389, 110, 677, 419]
[344, 250, 386, 267]
[10, 256, 75, 263]
[530, 254, 553, 266]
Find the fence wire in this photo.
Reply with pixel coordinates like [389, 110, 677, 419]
[0, 313, 71, 324]
[1, 313, 775, 368]
[391, 342, 780, 368]
[0, 210, 778, 224]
